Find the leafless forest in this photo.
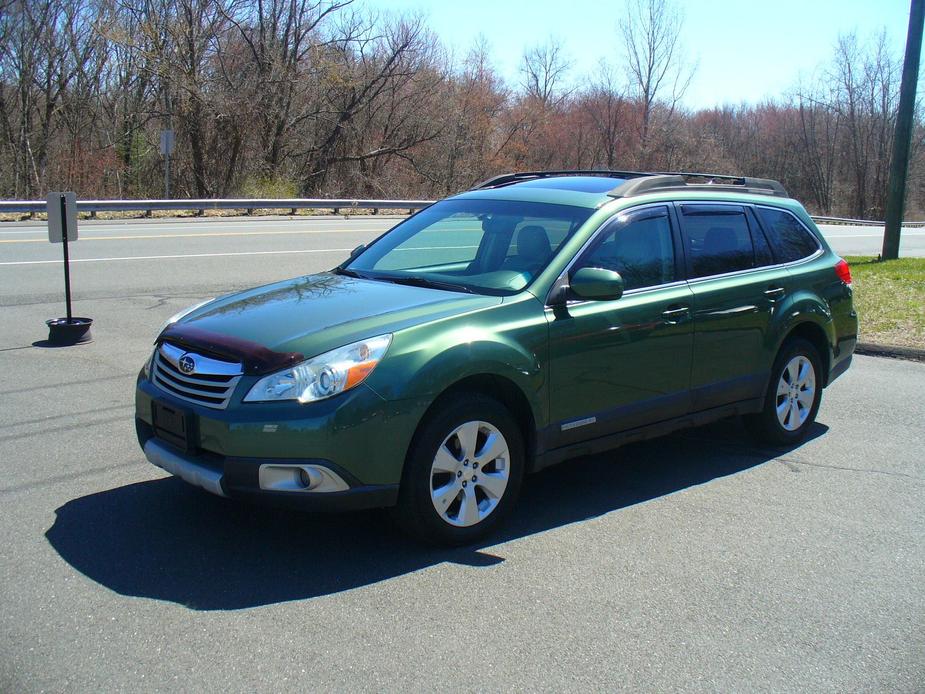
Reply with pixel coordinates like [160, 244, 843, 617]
[1, 0, 921, 217]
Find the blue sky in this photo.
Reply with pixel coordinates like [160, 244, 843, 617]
[362, 0, 915, 109]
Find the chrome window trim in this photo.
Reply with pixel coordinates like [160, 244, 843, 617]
[684, 247, 825, 285]
[678, 201, 826, 284]
[546, 199, 830, 305]
[560, 279, 690, 307]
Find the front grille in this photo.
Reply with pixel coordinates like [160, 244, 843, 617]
[151, 342, 243, 410]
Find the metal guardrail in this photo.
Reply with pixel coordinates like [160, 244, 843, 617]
[811, 215, 925, 227]
[0, 198, 923, 226]
[0, 198, 434, 217]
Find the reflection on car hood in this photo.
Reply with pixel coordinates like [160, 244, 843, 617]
[171, 272, 501, 361]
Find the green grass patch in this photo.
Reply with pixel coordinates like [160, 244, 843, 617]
[844, 255, 925, 349]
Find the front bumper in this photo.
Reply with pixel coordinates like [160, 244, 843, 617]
[139, 422, 399, 510]
[135, 374, 421, 510]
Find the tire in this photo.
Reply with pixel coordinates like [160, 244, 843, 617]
[745, 337, 823, 446]
[395, 393, 525, 546]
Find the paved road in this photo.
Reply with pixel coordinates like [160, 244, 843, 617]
[815, 223, 925, 257]
[0, 215, 923, 691]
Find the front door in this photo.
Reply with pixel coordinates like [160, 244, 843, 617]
[545, 205, 694, 449]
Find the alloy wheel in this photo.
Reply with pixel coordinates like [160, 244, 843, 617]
[776, 355, 816, 431]
[429, 420, 510, 527]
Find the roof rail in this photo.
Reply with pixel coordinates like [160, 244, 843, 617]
[609, 174, 789, 198]
[470, 169, 789, 198]
[472, 170, 651, 190]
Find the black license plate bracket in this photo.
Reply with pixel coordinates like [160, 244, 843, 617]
[151, 400, 198, 453]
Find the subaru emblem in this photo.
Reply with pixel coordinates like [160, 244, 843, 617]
[178, 354, 196, 375]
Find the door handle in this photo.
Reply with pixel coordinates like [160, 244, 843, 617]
[764, 286, 786, 299]
[661, 306, 690, 323]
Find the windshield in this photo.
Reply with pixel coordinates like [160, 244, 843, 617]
[344, 198, 593, 295]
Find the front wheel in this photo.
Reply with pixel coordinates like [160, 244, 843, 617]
[395, 394, 525, 545]
[745, 338, 823, 446]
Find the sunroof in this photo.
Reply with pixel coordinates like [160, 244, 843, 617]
[513, 175, 629, 193]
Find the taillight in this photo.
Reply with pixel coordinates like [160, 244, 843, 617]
[834, 258, 852, 286]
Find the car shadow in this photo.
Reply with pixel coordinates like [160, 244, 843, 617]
[45, 419, 828, 611]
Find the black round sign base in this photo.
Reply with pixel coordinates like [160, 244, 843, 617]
[46, 317, 93, 345]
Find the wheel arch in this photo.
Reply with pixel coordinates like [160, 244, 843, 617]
[403, 373, 539, 478]
[779, 321, 833, 387]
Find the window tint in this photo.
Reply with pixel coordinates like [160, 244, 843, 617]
[682, 210, 755, 278]
[576, 210, 675, 291]
[750, 211, 775, 267]
[755, 207, 820, 262]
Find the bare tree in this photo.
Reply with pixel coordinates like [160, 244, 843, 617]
[620, 0, 695, 166]
[520, 37, 571, 108]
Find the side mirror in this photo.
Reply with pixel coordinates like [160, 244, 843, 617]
[349, 244, 366, 259]
[569, 267, 624, 301]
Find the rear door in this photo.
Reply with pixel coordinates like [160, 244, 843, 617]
[677, 203, 785, 411]
[545, 204, 694, 448]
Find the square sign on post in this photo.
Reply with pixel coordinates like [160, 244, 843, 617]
[47, 192, 78, 243]
[160, 129, 175, 156]
[44, 191, 92, 345]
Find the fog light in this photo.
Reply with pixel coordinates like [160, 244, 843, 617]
[258, 464, 350, 493]
[298, 467, 319, 489]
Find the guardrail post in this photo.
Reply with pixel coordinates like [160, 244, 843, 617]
[89, 210, 97, 219]
[333, 207, 339, 215]
[144, 209, 152, 218]
[373, 208, 379, 215]
[245, 207, 253, 216]
[290, 207, 297, 216]
[196, 208, 204, 217]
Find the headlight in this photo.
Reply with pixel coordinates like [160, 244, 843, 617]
[244, 334, 392, 404]
[157, 298, 214, 336]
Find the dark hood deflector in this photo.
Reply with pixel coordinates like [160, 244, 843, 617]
[159, 323, 304, 376]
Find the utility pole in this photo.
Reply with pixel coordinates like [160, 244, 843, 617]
[882, 0, 925, 260]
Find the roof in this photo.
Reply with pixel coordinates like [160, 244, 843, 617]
[454, 170, 790, 209]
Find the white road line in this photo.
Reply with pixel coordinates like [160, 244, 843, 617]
[0, 248, 353, 266]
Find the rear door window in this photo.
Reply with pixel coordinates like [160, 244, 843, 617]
[679, 205, 756, 278]
[755, 207, 821, 263]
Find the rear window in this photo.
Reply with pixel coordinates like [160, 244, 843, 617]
[755, 207, 820, 263]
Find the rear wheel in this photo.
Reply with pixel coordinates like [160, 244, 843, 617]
[396, 394, 525, 545]
[746, 338, 822, 445]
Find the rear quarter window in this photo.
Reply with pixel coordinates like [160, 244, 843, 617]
[755, 207, 820, 263]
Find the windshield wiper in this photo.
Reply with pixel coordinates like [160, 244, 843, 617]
[333, 267, 366, 279]
[380, 275, 477, 294]
[335, 268, 476, 294]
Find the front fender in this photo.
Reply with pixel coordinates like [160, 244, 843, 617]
[364, 296, 548, 428]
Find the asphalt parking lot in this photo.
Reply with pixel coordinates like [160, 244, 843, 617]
[1, 216, 923, 691]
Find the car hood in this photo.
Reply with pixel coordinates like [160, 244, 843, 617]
[163, 272, 501, 368]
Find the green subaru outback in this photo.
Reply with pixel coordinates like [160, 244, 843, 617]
[135, 171, 857, 544]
